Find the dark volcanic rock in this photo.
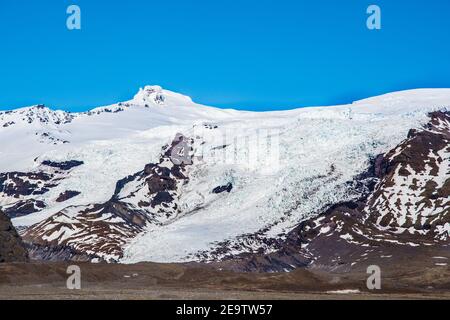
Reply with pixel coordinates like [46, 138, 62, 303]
[0, 171, 53, 197]
[213, 183, 233, 194]
[23, 134, 194, 262]
[56, 190, 81, 203]
[0, 160, 84, 218]
[42, 160, 84, 171]
[3, 199, 46, 219]
[0, 210, 28, 263]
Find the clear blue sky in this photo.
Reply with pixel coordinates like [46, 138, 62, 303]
[1, 0, 450, 112]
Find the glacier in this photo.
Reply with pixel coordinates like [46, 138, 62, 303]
[0, 86, 449, 263]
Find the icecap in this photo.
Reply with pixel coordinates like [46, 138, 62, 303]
[1, 86, 449, 263]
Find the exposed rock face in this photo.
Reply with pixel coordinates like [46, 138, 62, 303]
[364, 111, 449, 241]
[0, 160, 84, 218]
[55, 190, 81, 203]
[41, 160, 84, 171]
[2, 200, 46, 219]
[0, 171, 54, 198]
[213, 183, 233, 194]
[216, 112, 450, 272]
[22, 134, 194, 262]
[0, 210, 28, 263]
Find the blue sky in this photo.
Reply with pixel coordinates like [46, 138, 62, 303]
[1, 0, 450, 112]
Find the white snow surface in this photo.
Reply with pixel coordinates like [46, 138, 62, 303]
[1, 86, 449, 263]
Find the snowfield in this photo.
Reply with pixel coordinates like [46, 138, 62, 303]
[1, 86, 449, 263]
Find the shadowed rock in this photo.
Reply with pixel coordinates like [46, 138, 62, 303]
[0, 210, 28, 263]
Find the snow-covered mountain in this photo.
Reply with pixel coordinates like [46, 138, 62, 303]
[0, 86, 449, 268]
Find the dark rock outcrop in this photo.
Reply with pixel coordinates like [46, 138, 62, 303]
[55, 190, 81, 203]
[0, 160, 84, 218]
[41, 160, 84, 171]
[213, 183, 233, 194]
[0, 210, 28, 263]
[2, 200, 46, 219]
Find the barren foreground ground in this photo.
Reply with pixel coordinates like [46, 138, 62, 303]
[0, 261, 449, 300]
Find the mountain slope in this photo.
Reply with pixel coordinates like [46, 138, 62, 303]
[214, 112, 449, 272]
[0, 87, 449, 266]
[0, 210, 28, 263]
[23, 134, 194, 262]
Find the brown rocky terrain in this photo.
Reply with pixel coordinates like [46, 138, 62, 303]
[0, 210, 28, 263]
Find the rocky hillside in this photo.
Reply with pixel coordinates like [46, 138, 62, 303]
[0, 87, 449, 267]
[21, 134, 194, 262]
[0, 210, 28, 263]
[217, 112, 449, 272]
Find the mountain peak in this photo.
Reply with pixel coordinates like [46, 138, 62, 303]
[133, 86, 165, 105]
[0, 104, 74, 127]
[130, 85, 195, 107]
